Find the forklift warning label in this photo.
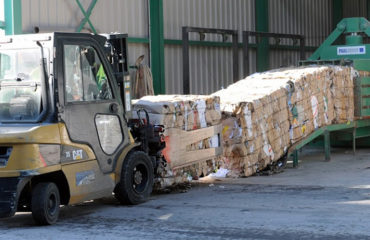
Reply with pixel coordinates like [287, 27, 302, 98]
[337, 46, 366, 55]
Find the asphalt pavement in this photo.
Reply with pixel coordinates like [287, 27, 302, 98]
[2, 147, 370, 240]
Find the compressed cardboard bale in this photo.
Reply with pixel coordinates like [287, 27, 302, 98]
[133, 95, 221, 133]
[214, 65, 357, 177]
[133, 95, 220, 114]
[133, 94, 222, 189]
[237, 153, 259, 176]
[286, 66, 356, 143]
[141, 65, 360, 183]
[221, 117, 243, 145]
[223, 143, 249, 158]
[359, 71, 370, 77]
[205, 109, 222, 125]
[141, 112, 185, 129]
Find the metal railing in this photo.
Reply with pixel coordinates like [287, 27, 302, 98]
[182, 27, 239, 94]
[242, 31, 305, 76]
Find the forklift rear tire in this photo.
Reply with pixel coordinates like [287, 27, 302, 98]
[114, 151, 154, 205]
[31, 182, 60, 225]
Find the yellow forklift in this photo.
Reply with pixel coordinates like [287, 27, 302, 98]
[0, 32, 165, 225]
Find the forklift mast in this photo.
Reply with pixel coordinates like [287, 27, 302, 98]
[100, 33, 165, 164]
[100, 33, 132, 119]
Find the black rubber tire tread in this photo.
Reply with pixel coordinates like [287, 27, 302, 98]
[31, 182, 60, 225]
[114, 151, 154, 205]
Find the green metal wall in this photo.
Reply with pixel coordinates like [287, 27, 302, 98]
[3, 0, 22, 35]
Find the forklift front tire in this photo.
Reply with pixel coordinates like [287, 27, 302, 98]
[31, 182, 60, 225]
[114, 151, 154, 205]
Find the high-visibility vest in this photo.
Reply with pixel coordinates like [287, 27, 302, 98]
[96, 65, 107, 90]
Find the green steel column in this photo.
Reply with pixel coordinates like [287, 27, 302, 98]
[149, 0, 165, 94]
[332, 0, 343, 30]
[324, 130, 331, 161]
[353, 127, 356, 155]
[4, 0, 22, 35]
[293, 150, 299, 168]
[255, 0, 269, 72]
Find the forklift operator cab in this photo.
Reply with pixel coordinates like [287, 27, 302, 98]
[64, 45, 111, 102]
[57, 34, 127, 173]
[0, 48, 43, 121]
[0, 33, 162, 225]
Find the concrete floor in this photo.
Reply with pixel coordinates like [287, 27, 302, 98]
[2, 147, 370, 239]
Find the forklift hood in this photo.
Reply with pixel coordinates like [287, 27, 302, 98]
[0, 124, 60, 144]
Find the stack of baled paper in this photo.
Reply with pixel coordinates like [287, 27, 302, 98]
[132, 65, 357, 185]
[132, 95, 222, 188]
[132, 95, 221, 133]
[213, 66, 356, 176]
